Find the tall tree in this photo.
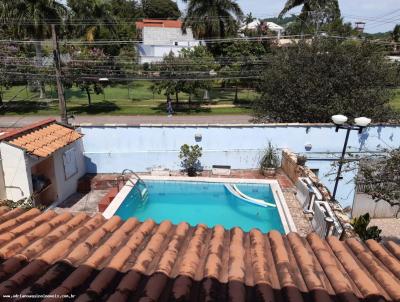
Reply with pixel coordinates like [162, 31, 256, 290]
[182, 0, 243, 39]
[392, 24, 400, 52]
[109, 0, 139, 40]
[64, 48, 125, 105]
[0, 0, 67, 98]
[218, 41, 267, 102]
[279, 0, 340, 26]
[67, 0, 116, 42]
[142, 0, 181, 19]
[255, 39, 397, 123]
[152, 46, 217, 111]
[392, 24, 400, 42]
[244, 13, 256, 25]
[360, 148, 400, 218]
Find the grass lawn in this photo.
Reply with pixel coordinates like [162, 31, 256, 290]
[1, 82, 257, 116]
[5, 82, 398, 116]
[390, 89, 400, 111]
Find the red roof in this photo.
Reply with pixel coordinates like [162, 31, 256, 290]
[0, 208, 399, 301]
[0, 119, 82, 157]
[136, 19, 182, 29]
[0, 118, 56, 141]
[0, 128, 19, 137]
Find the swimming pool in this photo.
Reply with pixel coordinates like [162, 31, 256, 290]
[104, 177, 295, 233]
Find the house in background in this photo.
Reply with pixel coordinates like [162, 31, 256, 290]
[0, 119, 85, 206]
[240, 20, 284, 40]
[135, 19, 201, 64]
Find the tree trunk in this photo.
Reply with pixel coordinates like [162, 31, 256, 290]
[188, 93, 192, 113]
[34, 41, 45, 99]
[86, 87, 92, 105]
[234, 85, 238, 103]
[175, 92, 179, 104]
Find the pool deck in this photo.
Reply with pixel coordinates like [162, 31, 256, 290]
[370, 218, 400, 243]
[50, 190, 109, 215]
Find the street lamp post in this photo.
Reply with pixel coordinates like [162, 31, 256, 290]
[331, 115, 371, 201]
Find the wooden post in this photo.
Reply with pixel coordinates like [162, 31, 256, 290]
[51, 24, 68, 125]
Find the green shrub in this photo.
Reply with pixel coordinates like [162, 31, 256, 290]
[351, 213, 382, 241]
[179, 144, 203, 176]
[259, 142, 279, 171]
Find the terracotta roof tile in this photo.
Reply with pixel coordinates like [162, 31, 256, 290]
[0, 208, 41, 234]
[3, 120, 82, 157]
[0, 207, 10, 216]
[386, 241, 400, 260]
[136, 19, 182, 29]
[0, 208, 25, 223]
[0, 208, 398, 301]
[0, 212, 73, 259]
[0, 119, 55, 141]
[0, 211, 57, 245]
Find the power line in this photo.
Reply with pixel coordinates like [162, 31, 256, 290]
[0, 34, 310, 45]
[0, 71, 262, 81]
[2, 33, 400, 48]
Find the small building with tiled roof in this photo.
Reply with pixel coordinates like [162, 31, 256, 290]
[135, 19, 202, 64]
[0, 207, 398, 301]
[0, 119, 85, 205]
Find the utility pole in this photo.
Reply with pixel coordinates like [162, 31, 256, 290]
[51, 24, 68, 125]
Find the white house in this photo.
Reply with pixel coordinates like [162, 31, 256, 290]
[136, 19, 201, 64]
[240, 20, 284, 39]
[0, 119, 85, 206]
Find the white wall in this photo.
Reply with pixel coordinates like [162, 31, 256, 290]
[0, 138, 85, 204]
[52, 139, 86, 203]
[81, 125, 400, 208]
[143, 27, 196, 45]
[352, 193, 399, 218]
[0, 143, 32, 201]
[138, 44, 201, 64]
[0, 159, 6, 200]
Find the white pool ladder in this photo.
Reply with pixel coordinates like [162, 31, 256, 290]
[119, 169, 149, 204]
[224, 184, 276, 208]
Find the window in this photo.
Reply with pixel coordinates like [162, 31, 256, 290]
[63, 148, 78, 180]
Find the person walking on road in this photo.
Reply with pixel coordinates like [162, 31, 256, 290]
[167, 97, 174, 117]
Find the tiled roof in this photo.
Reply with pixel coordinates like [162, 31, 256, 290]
[0, 119, 82, 157]
[136, 19, 182, 29]
[0, 208, 399, 301]
[0, 128, 19, 137]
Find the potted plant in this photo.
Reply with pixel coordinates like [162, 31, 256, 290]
[297, 155, 307, 166]
[179, 144, 203, 177]
[259, 142, 279, 177]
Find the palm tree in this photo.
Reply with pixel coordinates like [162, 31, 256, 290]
[67, 0, 116, 42]
[279, 0, 340, 24]
[0, 0, 67, 98]
[244, 12, 256, 25]
[182, 0, 244, 39]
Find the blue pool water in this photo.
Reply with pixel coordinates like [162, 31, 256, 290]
[115, 180, 285, 233]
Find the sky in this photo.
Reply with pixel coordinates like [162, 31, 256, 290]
[176, 0, 400, 33]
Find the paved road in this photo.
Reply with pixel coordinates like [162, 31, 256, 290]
[0, 115, 255, 127]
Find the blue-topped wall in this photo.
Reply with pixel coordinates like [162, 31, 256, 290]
[80, 124, 400, 208]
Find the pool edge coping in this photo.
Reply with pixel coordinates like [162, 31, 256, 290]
[102, 176, 297, 234]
